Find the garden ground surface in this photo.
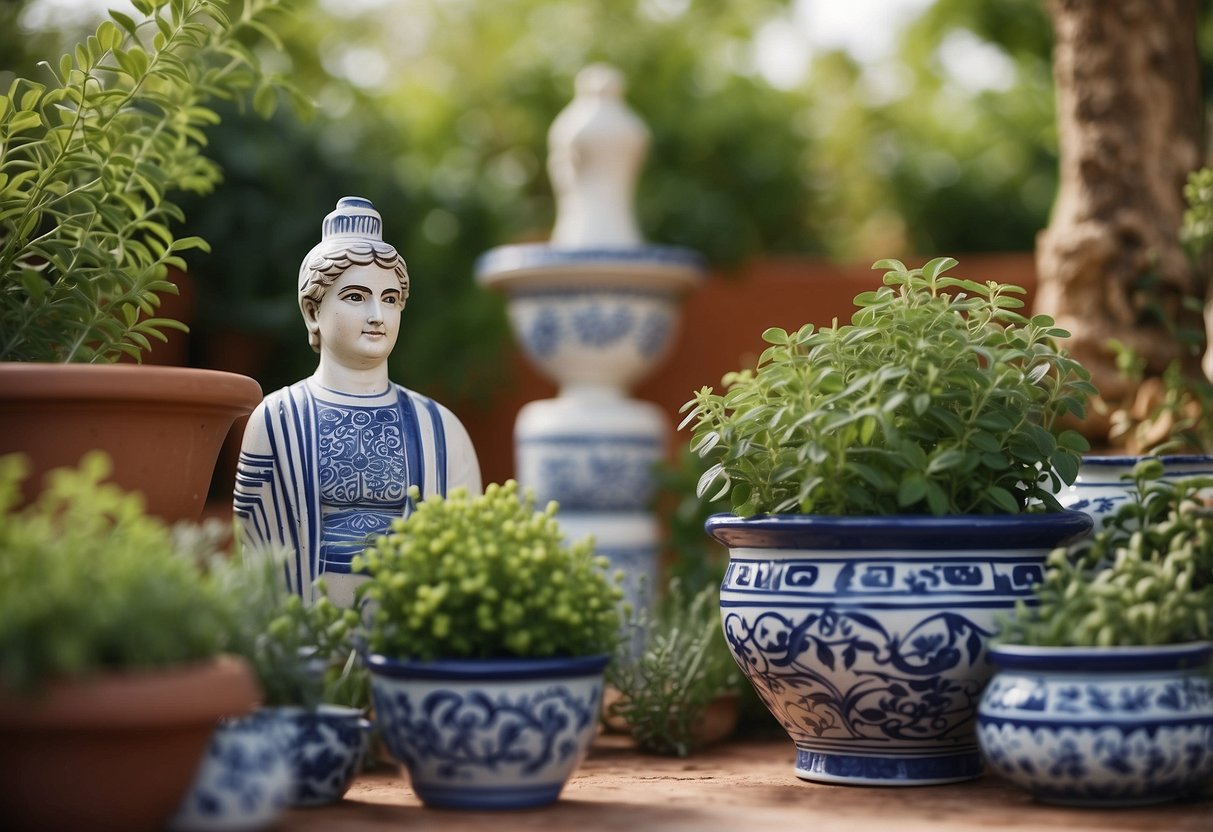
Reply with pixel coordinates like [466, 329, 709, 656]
[282, 735, 1213, 831]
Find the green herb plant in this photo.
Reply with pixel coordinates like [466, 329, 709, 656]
[681, 257, 1095, 517]
[215, 555, 367, 710]
[605, 579, 739, 757]
[354, 481, 623, 661]
[0, 0, 303, 362]
[0, 451, 235, 694]
[1001, 460, 1213, 647]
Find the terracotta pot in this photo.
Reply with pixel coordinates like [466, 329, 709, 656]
[0, 655, 261, 832]
[0, 363, 263, 521]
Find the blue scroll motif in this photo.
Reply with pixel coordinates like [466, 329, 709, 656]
[284, 710, 370, 807]
[723, 606, 993, 744]
[316, 402, 408, 506]
[372, 684, 598, 781]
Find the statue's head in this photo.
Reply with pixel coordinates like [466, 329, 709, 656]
[298, 197, 410, 354]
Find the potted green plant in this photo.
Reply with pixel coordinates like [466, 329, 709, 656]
[356, 480, 623, 810]
[681, 257, 1096, 786]
[0, 0, 300, 520]
[0, 452, 261, 832]
[172, 562, 371, 831]
[604, 579, 741, 757]
[978, 461, 1213, 807]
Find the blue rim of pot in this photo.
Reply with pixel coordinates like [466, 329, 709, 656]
[364, 653, 611, 681]
[1080, 454, 1213, 466]
[704, 511, 1093, 551]
[987, 642, 1213, 673]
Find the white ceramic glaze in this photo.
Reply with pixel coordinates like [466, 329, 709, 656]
[1059, 454, 1213, 530]
[234, 198, 482, 607]
[708, 512, 1093, 786]
[978, 643, 1213, 806]
[169, 710, 291, 832]
[367, 655, 608, 809]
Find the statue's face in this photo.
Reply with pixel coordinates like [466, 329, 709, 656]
[307, 263, 403, 369]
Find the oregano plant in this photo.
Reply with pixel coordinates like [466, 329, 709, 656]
[0, 0, 305, 362]
[680, 257, 1096, 516]
[1000, 460, 1213, 647]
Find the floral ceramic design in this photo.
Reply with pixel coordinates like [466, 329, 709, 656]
[169, 710, 291, 832]
[978, 643, 1213, 806]
[708, 511, 1092, 785]
[366, 654, 608, 809]
[1060, 455, 1213, 529]
[279, 706, 371, 807]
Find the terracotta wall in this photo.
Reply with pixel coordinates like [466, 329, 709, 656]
[457, 252, 1039, 488]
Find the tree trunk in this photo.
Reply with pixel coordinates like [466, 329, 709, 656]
[1035, 0, 1202, 427]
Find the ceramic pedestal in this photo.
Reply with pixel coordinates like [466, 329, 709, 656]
[477, 65, 705, 619]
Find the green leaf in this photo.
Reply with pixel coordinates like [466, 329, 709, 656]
[897, 474, 926, 508]
[983, 486, 1020, 513]
[110, 9, 139, 37]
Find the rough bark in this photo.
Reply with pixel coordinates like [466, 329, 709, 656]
[1036, 0, 1202, 424]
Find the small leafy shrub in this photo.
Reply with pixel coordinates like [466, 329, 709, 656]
[0, 452, 235, 693]
[605, 579, 739, 757]
[1001, 461, 1213, 647]
[216, 557, 366, 710]
[0, 0, 300, 362]
[682, 257, 1095, 516]
[354, 481, 623, 661]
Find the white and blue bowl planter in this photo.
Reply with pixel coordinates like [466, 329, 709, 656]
[169, 710, 292, 832]
[1060, 454, 1213, 529]
[366, 653, 609, 809]
[977, 642, 1213, 806]
[706, 511, 1093, 786]
[278, 705, 372, 807]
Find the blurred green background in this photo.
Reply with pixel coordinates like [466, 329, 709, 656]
[2, 0, 1209, 402]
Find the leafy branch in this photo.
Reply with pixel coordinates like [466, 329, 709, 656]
[0, 0, 306, 362]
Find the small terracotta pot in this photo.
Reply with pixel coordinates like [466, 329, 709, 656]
[0, 363, 262, 521]
[0, 655, 261, 832]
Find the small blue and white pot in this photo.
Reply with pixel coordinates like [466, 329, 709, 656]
[708, 511, 1092, 786]
[168, 709, 292, 832]
[978, 642, 1213, 806]
[366, 654, 608, 809]
[1060, 454, 1213, 529]
[277, 705, 372, 807]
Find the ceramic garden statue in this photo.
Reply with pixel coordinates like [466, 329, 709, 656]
[234, 197, 482, 607]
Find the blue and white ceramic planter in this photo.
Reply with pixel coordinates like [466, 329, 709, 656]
[707, 511, 1092, 786]
[169, 710, 292, 832]
[978, 642, 1213, 806]
[366, 653, 608, 809]
[1060, 455, 1213, 529]
[278, 705, 372, 807]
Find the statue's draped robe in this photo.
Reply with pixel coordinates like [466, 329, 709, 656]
[234, 379, 481, 604]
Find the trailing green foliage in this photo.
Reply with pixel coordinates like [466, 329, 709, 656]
[605, 579, 739, 757]
[215, 556, 367, 710]
[1002, 461, 1213, 647]
[0, 0, 300, 362]
[0, 452, 236, 693]
[681, 257, 1095, 517]
[354, 481, 623, 661]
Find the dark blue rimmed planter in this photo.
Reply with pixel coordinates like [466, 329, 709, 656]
[978, 642, 1213, 806]
[277, 705, 372, 807]
[366, 654, 609, 810]
[707, 510, 1093, 786]
[1060, 455, 1213, 529]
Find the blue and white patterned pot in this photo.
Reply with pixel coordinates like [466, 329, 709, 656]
[1060, 455, 1213, 529]
[707, 511, 1092, 786]
[366, 653, 608, 809]
[978, 642, 1213, 806]
[277, 705, 372, 807]
[168, 710, 292, 832]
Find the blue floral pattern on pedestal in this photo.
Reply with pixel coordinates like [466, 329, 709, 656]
[977, 645, 1213, 806]
[367, 657, 606, 809]
[512, 289, 677, 366]
[519, 433, 663, 511]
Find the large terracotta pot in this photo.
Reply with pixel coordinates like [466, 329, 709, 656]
[0, 363, 262, 521]
[0, 655, 261, 832]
